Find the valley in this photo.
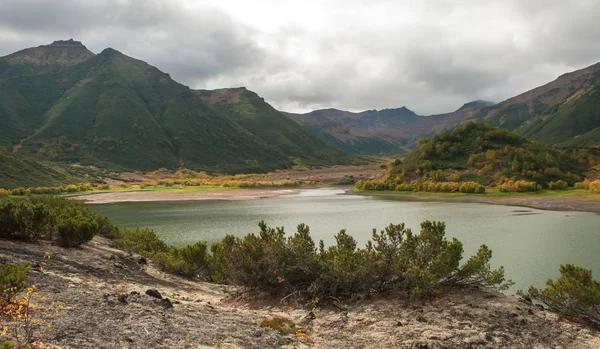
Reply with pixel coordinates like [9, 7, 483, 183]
[1, 38, 600, 349]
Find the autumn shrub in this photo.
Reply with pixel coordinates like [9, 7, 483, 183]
[548, 180, 569, 190]
[497, 180, 540, 192]
[459, 181, 486, 193]
[520, 264, 600, 329]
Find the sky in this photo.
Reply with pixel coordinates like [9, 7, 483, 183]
[1, 0, 600, 114]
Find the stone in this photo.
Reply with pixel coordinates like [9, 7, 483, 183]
[146, 289, 163, 299]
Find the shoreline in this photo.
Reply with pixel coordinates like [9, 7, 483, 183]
[350, 190, 600, 214]
[70, 187, 301, 204]
[70, 186, 600, 214]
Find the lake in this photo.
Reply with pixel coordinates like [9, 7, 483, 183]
[89, 188, 600, 292]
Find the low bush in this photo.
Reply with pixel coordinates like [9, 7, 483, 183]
[548, 180, 569, 190]
[497, 180, 540, 192]
[210, 221, 512, 300]
[0, 262, 29, 308]
[520, 264, 600, 329]
[356, 179, 485, 194]
[574, 180, 600, 192]
[0, 196, 108, 247]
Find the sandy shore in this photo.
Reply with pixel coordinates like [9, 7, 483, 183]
[352, 191, 600, 213]
[71, 188, 300, 204]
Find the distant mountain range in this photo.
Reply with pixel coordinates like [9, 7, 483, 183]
[285, 63, 600, 154]
[284, 100, 495, 155]
[0, 40, 358, 173]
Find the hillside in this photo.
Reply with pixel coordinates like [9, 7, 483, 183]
[0, 147, 83, 189]
[0, 40, 357, 174]
[474, 62, 600, 146]
[386, 122, 595, 187]
[284, 102, 492, 155]
[195, 88, 359, 166]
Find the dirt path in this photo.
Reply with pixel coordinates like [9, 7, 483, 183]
[1, 237, 599, 348]
[70, 188, 300, 204]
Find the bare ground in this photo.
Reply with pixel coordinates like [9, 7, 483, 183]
[71, 188, 300, 204]
[1, 238, 599, 349]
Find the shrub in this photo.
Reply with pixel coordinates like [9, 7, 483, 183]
[0, 262, 29, 308]
[548, 180, 568, 190]
[520, 265, 600, 329]
[459, 181, 486, 193]
[55, 216, 98, 247]
[209, 221, 512, 300]
[497, 180, 539, 192]
[0, 196, 104, 247]
[113, 228, 169, 257]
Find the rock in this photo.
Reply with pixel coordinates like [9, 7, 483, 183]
[138, 256, 147, 265]
[162, 298, 173, 309]
[416, 315, 427, 323]
[528, 309, 534, 315]
[146, 289, 163, 299]
[118, 294, 128, 304]
[130, 291, 140, 295]
[114, 262, 125, 269]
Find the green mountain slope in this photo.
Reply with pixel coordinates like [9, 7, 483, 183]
[474, 63, 600, 146]
[0, 147, 83, 189]
[0, 40, 358, 173]
[196, 88, 360, 165]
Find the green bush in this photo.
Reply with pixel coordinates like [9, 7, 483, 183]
[520, 265, 600, 329]
[112, 228, 170, 257]
[210, 221, 512, 300]
[0, 262, 30, 308]
[55, 216, 98, 247]
[0, 196, 105, 247]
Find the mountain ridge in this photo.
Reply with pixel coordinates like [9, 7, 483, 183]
[0, 40, 358, 173]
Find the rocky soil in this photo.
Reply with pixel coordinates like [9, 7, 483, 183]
[1, 237, 599, 349]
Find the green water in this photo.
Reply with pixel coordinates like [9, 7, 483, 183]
[89, 188, 600, 291]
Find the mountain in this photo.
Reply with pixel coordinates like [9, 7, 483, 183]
[0, 40, 357, 173]
[473, 62, 600, 146]
[425, 100, 495, 133]
[0, 147, 83, 189]
[3, 39, 95, 66]
[284, 102, 493, 155]
[195, 88, 358, 166]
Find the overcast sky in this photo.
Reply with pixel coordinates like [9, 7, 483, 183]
[1, 0, 600, 114]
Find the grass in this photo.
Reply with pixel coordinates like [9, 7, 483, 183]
[59, 184, 230, 196]
[351, 188, 600, 200]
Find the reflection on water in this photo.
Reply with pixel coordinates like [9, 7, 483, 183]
[89, 188, 600, 292]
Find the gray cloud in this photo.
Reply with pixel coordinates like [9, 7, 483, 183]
[1, 0, 599, 115]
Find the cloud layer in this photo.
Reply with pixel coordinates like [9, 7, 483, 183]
[1, 0, 600, 114]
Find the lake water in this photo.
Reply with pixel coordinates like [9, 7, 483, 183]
[89, 188, 600, 292]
